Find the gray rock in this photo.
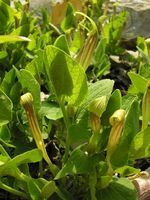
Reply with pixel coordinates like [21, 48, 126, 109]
[110, 0, 150, 40]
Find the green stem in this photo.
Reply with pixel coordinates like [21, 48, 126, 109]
[87, 131, 100, 155]
[103, 0, 110, 16]
[0, 144, 10, 158]
[0, 181, 27, 199]
[89, 170, 97, 200]
[59, 97, 70, 163]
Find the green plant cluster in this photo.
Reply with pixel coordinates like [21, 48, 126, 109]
[0, 0, 150, 199]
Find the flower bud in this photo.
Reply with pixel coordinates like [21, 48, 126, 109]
[90, 113, 101, 134]
[109, 109, 126, 126]
[88, 96, 107, 118]
[20, 93, 58, 175]
[106, 109, 126, 175]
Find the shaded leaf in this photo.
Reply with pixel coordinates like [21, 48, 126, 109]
[96, 177, 136, 200]
[55, 145, 99, 179]
[0, 90, 13, 126]
[44, 45, 87, 105]
[0, 35, 31, 44]
[17, 69, 41, 110]
[130, 126, 150, 159]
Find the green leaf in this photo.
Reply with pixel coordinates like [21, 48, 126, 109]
[0, 149, 42, 176]
[10, 24, 31, 37]
[17, 69, 41, 110]
[0, 125, 11, 141]
[0, 51, 8, 59]
[39, 102, 63, 120]
[102, 10, 128, 54]
[110, 100, 140, 167]
[0, 68, 16, 96]
[61, 3, 75, 32]
[55, 145, 99, 179]
[101, 89, 122, 126]
[80, 79, 114, 113]
[96, 177, 137, 200]
[27, 179, 41, 200]
[69, 79, 114, 145]
[25, 49, 45, 79]
[0, 90, 13, 126]
[0, 1, 15, 33]
[121, 94, 138, 112]
[130, 126, 150, 159]
[41, 181, 57, 199]
[115, 166, 140, 177]
[0, 35, 31, 43]
[54, 35, 70, 54]
[128, 72, 148, 94]
[44, 45, 87, 105]
[69, 110, 90, 145]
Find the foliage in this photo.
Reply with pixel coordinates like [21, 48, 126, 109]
[0, 0, 150, 200]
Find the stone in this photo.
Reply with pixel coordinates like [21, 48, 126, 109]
[110, 0, 150, 40]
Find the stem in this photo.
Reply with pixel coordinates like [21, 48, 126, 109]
[59, 97, 70, 163]
[0, 181, 27, 199]
[89, 170, 97, 200]
[103, 0, 110, 16]
[0, 144, 10, 158]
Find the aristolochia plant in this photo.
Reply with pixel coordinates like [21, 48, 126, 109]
[20, 93, 58, 176]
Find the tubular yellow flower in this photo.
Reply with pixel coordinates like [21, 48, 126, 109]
[106, 109, 126, 175]
[88, 96, 107, 118]
[20, 93, 58, 176]
[75, 12, 98, 71]
[142, 80, 150, 130]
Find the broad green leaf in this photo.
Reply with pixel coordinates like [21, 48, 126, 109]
[17, 69, 41, 110]
[78, 79, 114, 116]
[137, 37, 148, 55]
[96, 177, 136, 200]
[0, 35, 31, 44]
[110, 100, 140, 167]
[0, 90, 13, 126]
[128, 72, 147, 94]
[0, 149, 42, 176]
[55, 145, 99, 179]
[121, 94, 138, 112]
[70, 29, 82, 53]
[39, 102, 63, 120]
[54, 35, 70, 54]
[26, 49, 45, 78]
[115, 166, 140, 177]
[41, 181, 57, 199]
[44, 45, 87, 105]
[0, 155, 10, 166]
[94, 38, 110, 77]
[0, 51, 7, 59]
[94, 38, 107, 63]
[10, 82, 22, 105]
[27, 179, 41, 200]
[0, 68, 16, 95]
[0, 125, 11, 141]
[69, 110, 90, 145]
[101, 89, 122, 126]
[61, 3, 75, 32]
[10, 24, 31, 37]
[0, 1, 15, 33]
[130, 126, 150, 159]
[69, 79, 114, 145]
